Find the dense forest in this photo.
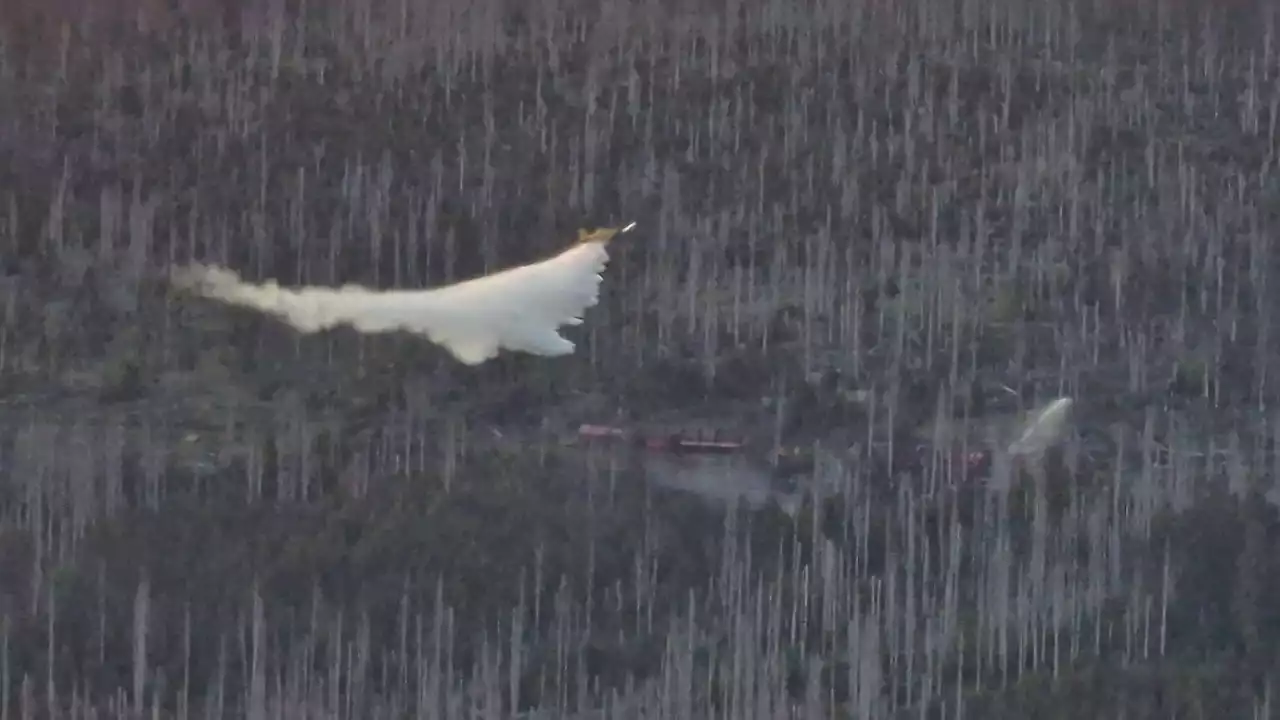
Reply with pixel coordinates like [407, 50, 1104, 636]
[0, 0, 1278, 717]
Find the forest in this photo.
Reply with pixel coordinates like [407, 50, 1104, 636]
[0, 0, 1278, 717]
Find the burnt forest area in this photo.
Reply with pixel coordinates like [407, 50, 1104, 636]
[1, 0, 1279, 717]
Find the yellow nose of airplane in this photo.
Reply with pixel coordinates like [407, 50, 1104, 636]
[577, 222, 637, 245]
